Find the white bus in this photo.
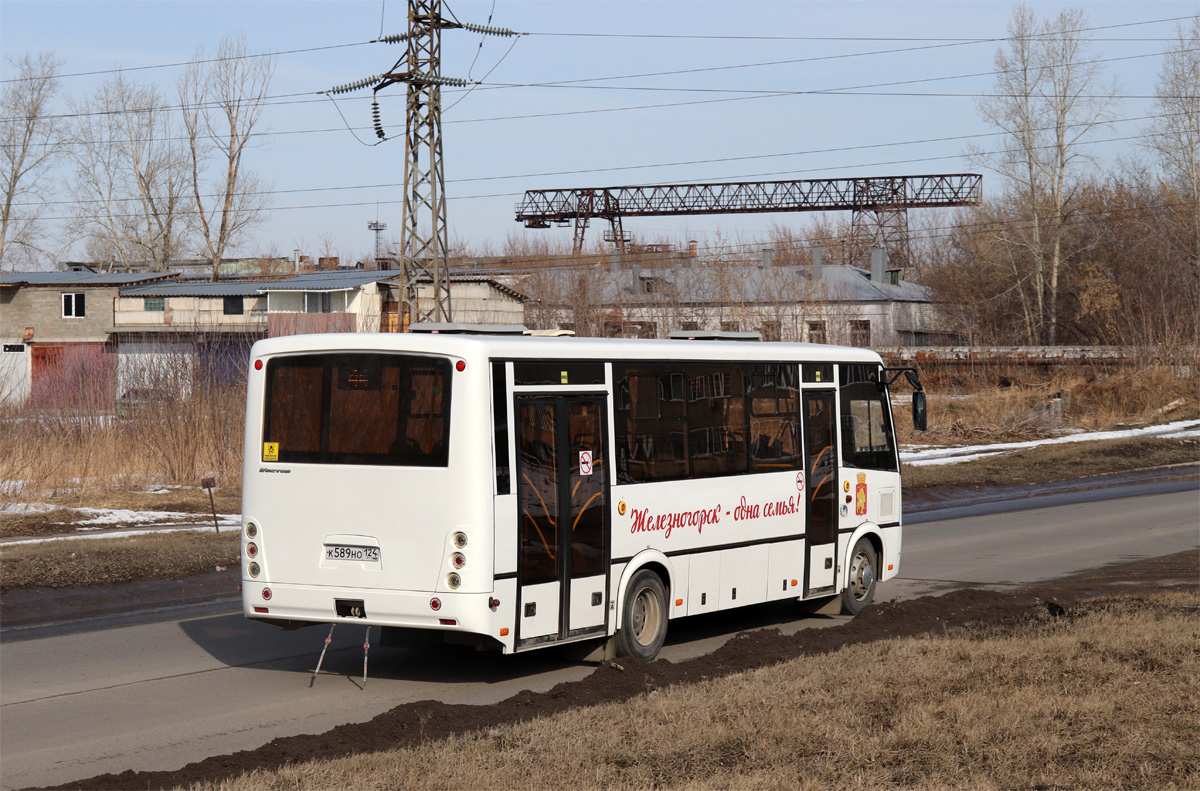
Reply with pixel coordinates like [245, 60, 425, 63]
[240, 329, 926, 660]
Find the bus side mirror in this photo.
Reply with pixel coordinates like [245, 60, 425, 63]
[912, 391, 927, 432]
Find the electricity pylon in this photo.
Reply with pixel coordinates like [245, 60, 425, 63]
[329, 5, 516, 328]
[375, 0, 461, 325]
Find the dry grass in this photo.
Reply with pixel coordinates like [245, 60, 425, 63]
[903, 435, 1200, 490]
[898, 365, 1199, 446]
[0, 345, 247, 504]
[204, 591, 1198, 791]
[0, 486, 242, 538]
[0, 530, 240, 591]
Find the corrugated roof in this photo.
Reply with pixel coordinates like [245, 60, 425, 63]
[120, 280, 267, 297]
[411, 272, 529, 302]
[258, 271, 400, 292]
[510, 264, 931, 306]
[1, 272, 177, 287]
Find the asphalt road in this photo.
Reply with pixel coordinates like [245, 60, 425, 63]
[2, 483, 1197, 790]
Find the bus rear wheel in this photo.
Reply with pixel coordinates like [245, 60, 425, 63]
[841, 539, 878, 615]
[616, 570, 667, 661]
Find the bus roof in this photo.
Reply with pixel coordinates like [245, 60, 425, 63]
[250, 332, 885, 365]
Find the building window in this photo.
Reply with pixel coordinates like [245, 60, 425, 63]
[806, 321, 826, 344]
[144, 297, 165, 312]
[758, 321, 781, 342]
[720, 320, 739, 332]
[62, 292, 86, 318]
[850, 320, 871, 347]
[305, 292, 332, 313]
[223, 296, 244, 315]
[680, 321, 700, 331]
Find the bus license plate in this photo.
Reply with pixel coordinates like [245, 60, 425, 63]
[325, 545, 380, 562]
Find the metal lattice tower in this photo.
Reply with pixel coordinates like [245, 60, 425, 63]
[515, 174, 982, 268]
[367, 220, 387, 265]
[377, 0, 458, 324]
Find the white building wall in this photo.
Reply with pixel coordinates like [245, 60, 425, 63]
[115, 339, 196, 398]
[0, 344, 31, 406]
[543, 301, 900, 346]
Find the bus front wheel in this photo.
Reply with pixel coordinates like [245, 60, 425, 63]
[616, 570, 668, 661]
[841, 539, 878, 615]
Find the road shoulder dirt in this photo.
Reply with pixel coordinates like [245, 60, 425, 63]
[43, 549, 1198, 791]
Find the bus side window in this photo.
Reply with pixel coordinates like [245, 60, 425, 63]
[839, 365, 897, 472]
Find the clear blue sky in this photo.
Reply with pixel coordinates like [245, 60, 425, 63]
[1, 0, 1193, 264]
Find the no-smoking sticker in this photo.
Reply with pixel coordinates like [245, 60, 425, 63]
[795, 471, 805, 492]
[579, 450, 593, 476]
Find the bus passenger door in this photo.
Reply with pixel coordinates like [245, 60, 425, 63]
[514, 397, 609, 648]
[803, 390, 838, 594]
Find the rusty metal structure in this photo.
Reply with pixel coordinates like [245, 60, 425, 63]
[373, 0, 461, 324]
[515, 173, 982, 267]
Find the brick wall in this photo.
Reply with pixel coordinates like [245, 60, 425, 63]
[1, 286, 116, 343]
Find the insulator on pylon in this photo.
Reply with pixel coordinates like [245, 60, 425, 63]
[378, 33, 408, 44]
[462, 22, 520, 37]
[372, 100, 385, 139]
[328, 75, 382, 95]
[408, 72, 469, 87]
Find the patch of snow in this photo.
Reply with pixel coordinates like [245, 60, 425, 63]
[900, 418, 1200, 466]
[59, 507, 240, 526]
[1, 525, 228, 546]
[0, 502, 61, 516]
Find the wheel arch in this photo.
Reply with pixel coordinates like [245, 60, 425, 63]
[613, 550, 672, 632]
[843, 523, 883, 591]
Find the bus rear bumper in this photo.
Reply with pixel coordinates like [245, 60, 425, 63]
[242, 580, 517, 652]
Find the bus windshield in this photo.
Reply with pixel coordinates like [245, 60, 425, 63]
[263, 352, 451, 467]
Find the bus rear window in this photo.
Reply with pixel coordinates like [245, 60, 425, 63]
[264, 353, 451, 466]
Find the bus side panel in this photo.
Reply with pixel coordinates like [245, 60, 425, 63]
[610, 471, 805, 561]
[766, 539, 805, 600]
[688, 553, 720, 614]
[668, 555, 690, 618]
[880, 524, 902, 581]
[493, 493, 518, 575]
[719, 545, 768, 608]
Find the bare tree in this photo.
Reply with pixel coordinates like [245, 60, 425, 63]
[1, 52, 63, 269]
[179, 33, 274, 281]
[1144, 16, 1200, 274]
[65, 74, 191, 269]
[969, 4, 1118, 344]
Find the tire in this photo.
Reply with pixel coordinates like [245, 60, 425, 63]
[841, 538, 878, 615]
[615, 570, 668, 661]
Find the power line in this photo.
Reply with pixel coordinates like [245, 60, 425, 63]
[16, 112, 1183, 208]
[4, 13, 1187, 84]
[525, 15, 1194, 41]
[29, 128, 1174, 221]
[0, 41, 379, 84]
[3, 46, 1178, 130]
